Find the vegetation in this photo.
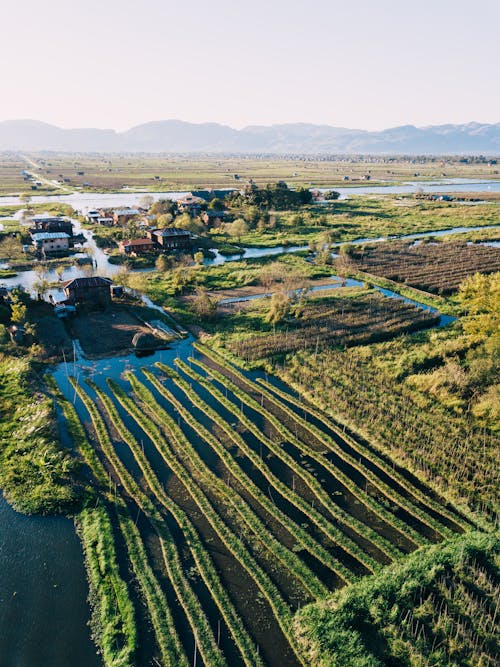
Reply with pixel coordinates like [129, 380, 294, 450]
[0, 354, 79, 514]
[77, 504, 137, 667]
[349, 239, 500, 294]
[294, 531, 499, 667]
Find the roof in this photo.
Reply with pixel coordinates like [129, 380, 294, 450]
[114, 209, 140, 216]
[32, 232, 70, 241]
[62, 277, 113, 289]
[122, 238, 155, 246]
[32, 215, 68, 223]
[153, 227, 191, 237]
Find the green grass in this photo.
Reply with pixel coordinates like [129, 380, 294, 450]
[294, 530, 499, 667]
[0, 354, 80, 514]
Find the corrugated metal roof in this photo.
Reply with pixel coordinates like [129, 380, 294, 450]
[122, 238, 154, 246]
[62, 277, 113, 289]
[32, 232, 70, 241]
[114, 209, 140, 216]
[153, 228, 191, 237]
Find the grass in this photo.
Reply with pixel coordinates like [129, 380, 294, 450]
[294, 530, 499, 667]
[0, 354, 80, 514]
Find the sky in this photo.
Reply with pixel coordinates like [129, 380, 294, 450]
[1, 0, 499, 131]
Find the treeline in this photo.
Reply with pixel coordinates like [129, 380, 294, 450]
[228, 181, 313, 209]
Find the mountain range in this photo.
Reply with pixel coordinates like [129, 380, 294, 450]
[0, 119, 499, 154]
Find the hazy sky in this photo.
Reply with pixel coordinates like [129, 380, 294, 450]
[1, 0, 498, 130]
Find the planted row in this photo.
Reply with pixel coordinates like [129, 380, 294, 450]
[170, 360, 381, 574]
[255, 376, 470, 533]
[194, 345, 462, 539]
[132, 368, 328, 600]
[108, 377, 306, 665]
[191, 356, 406, 565]
[150, 364, 354, 585]
[70, 378, 228, 667]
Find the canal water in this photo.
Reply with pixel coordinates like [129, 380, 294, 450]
[0, 497, 99, 667]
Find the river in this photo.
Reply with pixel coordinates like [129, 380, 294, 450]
[0, 178, 499, 208]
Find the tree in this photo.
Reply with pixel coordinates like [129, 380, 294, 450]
[139, 195, 154, 209]
[266, 291, 290, 324]
[191, 287, 218, 321]
[156, 213, 173, 228]
[175, 213, 204, 235]
[155, 254, 172, 272]
[193, 251, 204, 265]
[9, 294, 27, 325]
[228, 218, 249, 243]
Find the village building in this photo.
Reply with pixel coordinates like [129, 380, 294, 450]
[147, 228, 191, 250]
[31, 215, 74, 237]
[201, 210, 226, 226]
[62, 276, 113, 306]
[32, 232, 70, 256]
[119, 238, 156, 255]
[176, 194, 204, 217]
[112, 208, 140, 225]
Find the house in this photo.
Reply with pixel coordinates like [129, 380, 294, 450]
[148, 228, 191, 250]
[86, 210, 100, 223]
[31, 215, 74, 237]
[97, 217, 114, 226]
[176, 194, 203, 217]
[62, 276, 113, 306]
[32, 232, 70, 256]
[112, 208, 140, 225]
[119, 238, 156, 255]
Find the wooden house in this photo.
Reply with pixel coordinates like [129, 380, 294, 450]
[62, 276, 113, 306]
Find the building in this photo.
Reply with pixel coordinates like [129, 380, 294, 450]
[31, 215, 74, 237]
[62, 276, 113, 306]
[176, 194, 203, 217]
[32, 232, 70, 256]
[148, 228, 191, 250]
[112, 208, 140, 225]
[119, 238, 156, 255]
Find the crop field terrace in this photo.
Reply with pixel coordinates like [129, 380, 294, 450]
[51, 343, 473, 666]
[351, 239, 500, 294]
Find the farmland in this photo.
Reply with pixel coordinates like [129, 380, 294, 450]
[47, 335, 478, 666]
[349, 239, 500, 294]
[0, 153, 499, 195]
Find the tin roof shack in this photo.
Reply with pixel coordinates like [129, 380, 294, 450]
[119, 238, 156, 255]
[148, 228, 191, 251]
[113, 208, 140, 226]
[62, 276, 113, 307]
[32, 232, 70, 257]
[31, 216, 74, 238]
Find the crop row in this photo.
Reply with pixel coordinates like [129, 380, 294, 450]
[190, 354, 417, 561]
[222, 367, 454, 542]
[88, 379, 266, 667]
[194, 344, 464, 538]
[49, 378, 187, 667]
[149, 364, 354, 585]
[132, 368, 328, 600]
[173, 359, 384, 574]
[107, 377, 306, 665]
[70, 378, 229, 667]
[254, 376, 470, 533]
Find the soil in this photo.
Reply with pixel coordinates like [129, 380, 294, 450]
[65, 305, 165, 357]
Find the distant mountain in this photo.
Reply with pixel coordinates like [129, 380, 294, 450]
[0, 119, 499, 154]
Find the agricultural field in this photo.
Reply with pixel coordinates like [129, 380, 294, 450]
[50, 340, 475, 667]
[349, 239, 500, 294]
[221, 291, 441, 362]
[1, 153, 500, 194]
